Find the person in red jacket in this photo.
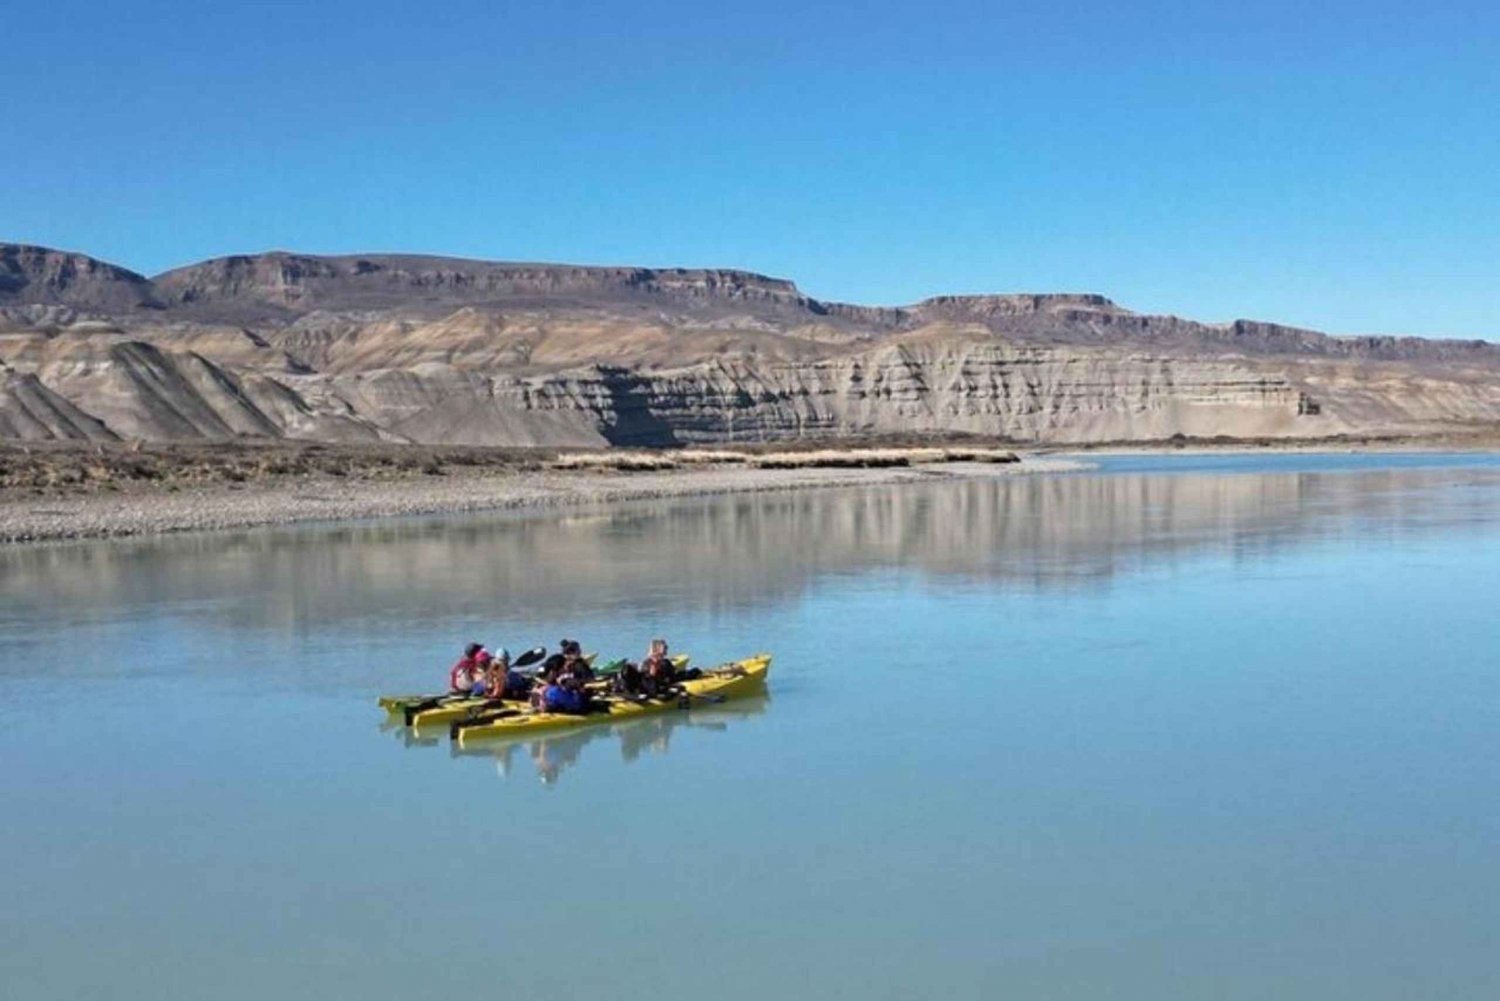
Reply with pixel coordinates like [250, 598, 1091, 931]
[449, 643, 492, 693]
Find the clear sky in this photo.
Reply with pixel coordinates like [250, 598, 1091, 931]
[7, 1, 1498, 337]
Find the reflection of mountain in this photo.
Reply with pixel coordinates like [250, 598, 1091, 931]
[443, 697, 769, 786]
[3, 460, 1499, 642]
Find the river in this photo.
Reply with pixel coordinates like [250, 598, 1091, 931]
[3, 453, 1498, 999]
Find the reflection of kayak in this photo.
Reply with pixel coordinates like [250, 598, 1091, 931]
[449, 693, 770, 763]
[453, 655, 771, 747]
[618, 695, 769, 760]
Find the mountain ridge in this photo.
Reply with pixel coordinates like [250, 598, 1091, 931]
[1, 241, 1497, 447]
[0, 242, 1433, 343]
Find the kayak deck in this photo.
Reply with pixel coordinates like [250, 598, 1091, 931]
[452, 655, 771, 746]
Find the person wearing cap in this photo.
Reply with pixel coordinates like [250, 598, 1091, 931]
[449, 643, 492, 693]
[560, 639, 594, 684]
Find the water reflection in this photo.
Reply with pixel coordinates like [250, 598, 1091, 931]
[3, 456, 1499, 648]
[400, 697, 773, 786]
[7, 454, 1500, 1001]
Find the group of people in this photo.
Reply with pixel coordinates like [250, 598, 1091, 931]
[446, 637, 685, 714]
[448, 643, 530, 700]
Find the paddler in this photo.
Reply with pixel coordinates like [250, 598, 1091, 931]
[449, 643, 492, 694]
[480, 648, 507, 698]
[533, 639, 593, 713]
[641, 638, 676, 697]
[561, 639, 595, 683]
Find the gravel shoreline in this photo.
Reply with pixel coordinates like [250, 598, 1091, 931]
[0, 457, 1088, 544]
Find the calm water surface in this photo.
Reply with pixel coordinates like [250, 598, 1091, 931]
[2, 454, 1499, 1000]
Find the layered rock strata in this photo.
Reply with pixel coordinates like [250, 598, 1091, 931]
[0, 243, 1495, 445]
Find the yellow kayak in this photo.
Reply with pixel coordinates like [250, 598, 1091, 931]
[452, 655, 771, 747]
[380, 653, 597, 725]
[403, 654, 687, 729]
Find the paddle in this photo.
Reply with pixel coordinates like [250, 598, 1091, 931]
[402, 646, 546, 725]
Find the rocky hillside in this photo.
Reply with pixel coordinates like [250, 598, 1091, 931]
[0, 245, 159, 313]
[1, 242, 1496, 445]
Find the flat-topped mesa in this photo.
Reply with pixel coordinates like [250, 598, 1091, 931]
[151, 252, 341, 305]
[150, 252, 828, 320]
[905, 297, 1500, 364]
[0, 244, 159, 312]
[1220, 319, 1500, 363]
[913, 293, 1124, 322]
[618, 267, 807, 303]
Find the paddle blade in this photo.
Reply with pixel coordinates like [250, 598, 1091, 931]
[514, 646, 546, 668]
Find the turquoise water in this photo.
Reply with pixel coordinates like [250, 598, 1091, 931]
[2, 454, 1499, 999]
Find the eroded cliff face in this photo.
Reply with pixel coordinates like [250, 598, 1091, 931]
[454, 342, 1297, 446]
[0, 245, 159, 313]
[0, 243, 1495, 445]
[603, 343, 1314, 444]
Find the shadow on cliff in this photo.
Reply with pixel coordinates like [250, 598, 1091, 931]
[596, 366, 681, 447]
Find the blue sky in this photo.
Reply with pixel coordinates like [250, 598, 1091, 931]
[6, 1, 1498, 337]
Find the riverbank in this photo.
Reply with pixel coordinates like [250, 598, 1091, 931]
[8, 430, 1499, 544]
[1043, 429, 1500, 455]
[0, 453, 1086, 543]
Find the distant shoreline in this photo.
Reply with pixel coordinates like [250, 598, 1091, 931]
[0, 453, 1085, 544]
[1031, 429, 1500, 455]
[3, 433, 1498, 545]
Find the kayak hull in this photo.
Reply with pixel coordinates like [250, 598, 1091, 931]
[453, 655, 770, 746]
[409, 696, 522, 728]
